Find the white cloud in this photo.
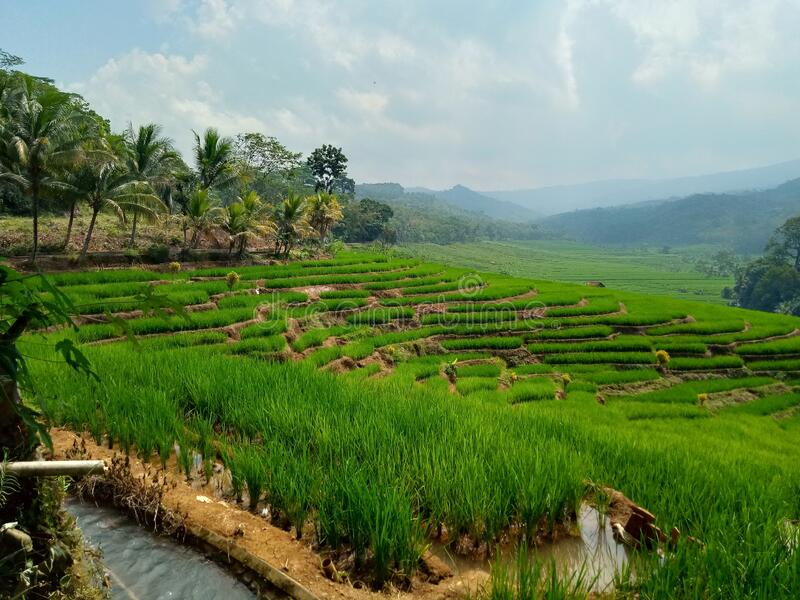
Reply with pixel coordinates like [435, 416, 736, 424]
[188, 0, 241, 39]
[336, 89, 388, 114]
[68, 49, 266, 157]
[592, 0, 786, 87]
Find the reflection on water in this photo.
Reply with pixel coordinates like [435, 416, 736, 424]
[66, 498, 255, 600]
[433, 504, 629, 592]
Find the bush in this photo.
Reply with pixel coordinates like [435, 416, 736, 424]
[143, 243, 170, 263]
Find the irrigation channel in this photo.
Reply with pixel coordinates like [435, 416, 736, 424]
[66, 498, 256, 600]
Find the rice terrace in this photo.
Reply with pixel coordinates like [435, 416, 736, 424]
[3, 3, 800, 599]
[8, 250, 800, 598]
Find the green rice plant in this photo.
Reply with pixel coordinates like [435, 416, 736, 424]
[346, 307, 414, 325]
[440, 336, 523, 350]
[225, 334, 286, 355]
[318, 289, 370, 299]
[618, 376, 775, 403]
[747, 358, 800, 371]
[619, 402, 710, 421]
[722, 393, 800, 416]
[667, 356, 744, 371]
[420, 311, 519, 325]
[653, 338, 709, 355]
[543, 352, 655, 365]
[506, 378, 556, 403]
[229, 444, 267, 510]
[511, 363, 554, 375]
[456, 377, 498, 395]
[735, 336, 800, 356]
[567, 380, 598, 393]
[305, 345, 345, 367]
[341, 340, 375, 360]
[137, 331, 229, 350]
[526, 325, 613, 340]
[527, 338, 652, 354]
[487, 544, 590, 600]
[291, 325, 358, 352]
[456, 363, 502, 378]
[239, 317, 288, 338]
[578, 369, 661, 385]
[545, 298, 620, 317]
[316, 297, 369, 311]
[647, 320, 745, 336]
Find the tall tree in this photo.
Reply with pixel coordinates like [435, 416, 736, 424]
[123, 123, 179, 245]
[223, 191, 273, 257]
[0, 75, 89, 261]
[183, 188, 222, 248]
[73, 153, 162, 262]
[306, 144, 350, 194]
[234, 132, 302, 175]
[306, 191, 342, 242]
[193, 127, 235, 190]
[772, 216, 800, 271]
[274, 192, 308, 257]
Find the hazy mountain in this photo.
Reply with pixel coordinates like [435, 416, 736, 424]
[483, 159, 800, 216]
[353, 183, 543, 244]
[539, 178, 800, 253]
[403, 184, 539, 221]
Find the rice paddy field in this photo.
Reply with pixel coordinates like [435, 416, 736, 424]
[401, 240, 734, 303]
[18, 251, 800, 597]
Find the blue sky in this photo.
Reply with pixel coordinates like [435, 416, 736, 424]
[4, 0, 800, 189]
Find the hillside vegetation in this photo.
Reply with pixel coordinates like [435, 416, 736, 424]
[20, 251, 800, 596]
[355, 183, 542, 243]
[539, 178, 800, 253]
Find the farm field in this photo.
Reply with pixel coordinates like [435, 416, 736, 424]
[401, 240, 734, 303]
[17, 251, 800, 597]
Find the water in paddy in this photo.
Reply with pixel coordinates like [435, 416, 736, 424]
[66, 498, 255, 600]
[433, 505, 629, 592]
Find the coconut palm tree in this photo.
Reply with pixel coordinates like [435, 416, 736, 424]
[184, 188, 222, 248]
[193, 127, 235, 190]
[0, 75, 89, 262]
[223, 191, 273, 257]
[306, 191, 343, 242]
[274, 192, 308, 258]
[123, 123, 180, 246]
[73, 156, 163, 263]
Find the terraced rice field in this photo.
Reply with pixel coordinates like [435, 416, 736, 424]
[402, 240, 734, 303]
[19, 251, 800, 596]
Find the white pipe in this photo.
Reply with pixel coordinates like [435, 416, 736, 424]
[2, 460, 106, 477]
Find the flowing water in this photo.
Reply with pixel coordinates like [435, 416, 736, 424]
[66, 498, 255, 600]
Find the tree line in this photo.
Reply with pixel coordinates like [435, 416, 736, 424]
[0, 52, 395, 263]
[730, 216, 800, 316]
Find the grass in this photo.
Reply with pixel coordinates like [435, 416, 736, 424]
[346, 307, 414, 324]
[543, 352, 656, 365]
[400, 240, 734, 303]
[18, 251, 800, 596]
[667, 356, 744, 370]
[615, 377, 775, 403]
[456, 377, 498, 395]
[722, 393, 800, 416]
[441, 336, 523, 350]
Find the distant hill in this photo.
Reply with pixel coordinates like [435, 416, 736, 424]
[539, 178, 800, 253]
[354, 183, 543, 244]
[483, 159, 800, 216]
[402, 184, 539, 221]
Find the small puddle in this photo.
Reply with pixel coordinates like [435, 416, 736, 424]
[433, 505, 629, 592]
[66, 498, 255, 600]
